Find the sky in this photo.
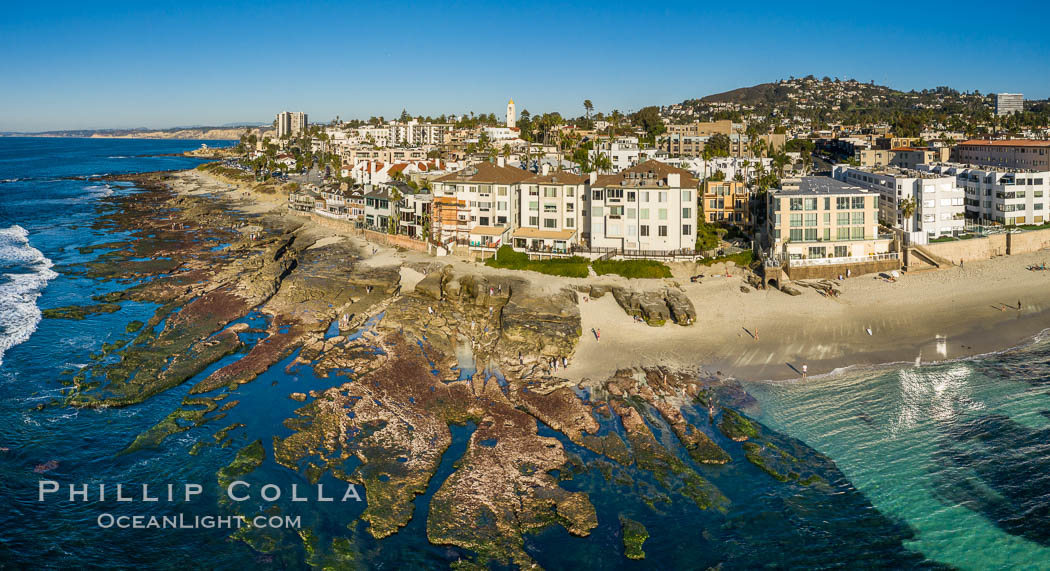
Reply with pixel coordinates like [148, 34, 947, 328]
[1, 0, 1048, 132]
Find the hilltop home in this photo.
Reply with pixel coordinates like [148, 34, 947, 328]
[766, 177, 893, 264]
[586, 161, 699, 253]
[833, 165, 965, 244]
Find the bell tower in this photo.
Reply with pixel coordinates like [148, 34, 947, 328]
[506, 99, 516, 129]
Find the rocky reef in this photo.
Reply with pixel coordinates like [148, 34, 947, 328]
[58, 169, 935, 569]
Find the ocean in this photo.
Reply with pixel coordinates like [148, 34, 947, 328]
[1, 137, 1049, 569]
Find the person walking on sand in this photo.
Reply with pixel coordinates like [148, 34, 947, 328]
[802, 364, 808, 379]
[754, 328, 759, 342]
[596, 328, 601, 343]
[1018, 300, 1022, 311]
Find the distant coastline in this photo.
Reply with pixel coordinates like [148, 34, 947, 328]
[0, 127, 268, 140]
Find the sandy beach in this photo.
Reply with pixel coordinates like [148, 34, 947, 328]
[173, 168, 1050, 384]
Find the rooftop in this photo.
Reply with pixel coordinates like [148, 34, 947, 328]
[774, 176, 871, 196]
[958, 139, 1050, 148]
[433, 161, 533, 185]
[593, 160, 699, 188]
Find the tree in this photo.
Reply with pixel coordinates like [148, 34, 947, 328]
[593, 153, 613, 174]
[899, 197, 917, 232]
[399, 109, 411, 122]
[705, 134, 731, 158]
[583, 99, 594, 121]
[632, 106, 665, 143]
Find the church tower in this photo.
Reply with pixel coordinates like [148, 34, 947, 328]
[506, 99, 516, 129]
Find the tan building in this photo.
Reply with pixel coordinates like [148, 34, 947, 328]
[701, 181, 751, 227]
[666, 120, 736, 137]
[857, 147, 950, 169]
[951, 140, 1050, 170]
[767, 177, 892, 263]
[429, 162, 533, 247]
[514, 171, 588, 254]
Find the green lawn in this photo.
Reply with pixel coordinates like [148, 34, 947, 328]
[484, 246, 590, 278]
[698, 250, 755, 267]
[592, 259, 672, 279]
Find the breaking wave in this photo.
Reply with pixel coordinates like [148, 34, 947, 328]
[0, 225, 58, 366]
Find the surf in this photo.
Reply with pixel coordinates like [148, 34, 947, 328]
[0, 224, 58, 366]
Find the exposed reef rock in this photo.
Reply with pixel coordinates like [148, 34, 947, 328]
[612, 287, 696, 326]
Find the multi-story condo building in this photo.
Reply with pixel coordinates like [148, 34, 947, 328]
[429, 162, 533, 247]
[995, 93, 1024, 117]
[767, 177, 891, 262]
[276, 111, 308, 138]
[919, 163, 1050, 226]
[589, 137, 646, 172]
[389, 122, 451, 146]
[833, 166, 965, 243]
[513, 171, 587, 253]
[666, 120, 736, 137]
[340, 147, 430, 166]
[398, 190, 432, 240]
[701, 181, 751, 228]
[586, 161, 698, 253]
[951, 140, 1050, 170]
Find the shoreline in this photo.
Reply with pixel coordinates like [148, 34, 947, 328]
[163, 166, 1050, 385]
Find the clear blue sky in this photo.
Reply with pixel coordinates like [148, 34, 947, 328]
[2, 0, 1048, 131]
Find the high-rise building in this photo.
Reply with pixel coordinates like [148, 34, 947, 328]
[506, 99, 516, 129]
[276, 111, 308, 138]
[952, 140, 1050, 170]
[994, 93, 1024, 117]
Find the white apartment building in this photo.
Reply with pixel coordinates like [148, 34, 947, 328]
[833, 165, 965, 244]
[589, 137, 645, 172]
[995, 93, 1024, 117]
[513, 171, 587, 253]
[389, 122, 451, 146]
[429, 162, 533, 246]
[586, 161, 698, 253]
[276, 111, 308, 138]
[919, 163, 1050, 226]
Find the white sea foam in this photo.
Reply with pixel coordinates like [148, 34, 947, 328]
[0, 225, 58, 367]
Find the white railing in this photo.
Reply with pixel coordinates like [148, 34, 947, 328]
[788, 252, 899, 267]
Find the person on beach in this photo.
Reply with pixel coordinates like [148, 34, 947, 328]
[802, 364, 808, 379]
[596, 328, 601, 342]
[1018, 300, 1022, 311]
[754, 328, 758, 342]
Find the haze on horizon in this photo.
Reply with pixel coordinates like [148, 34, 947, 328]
[1, 0, 1048, 132]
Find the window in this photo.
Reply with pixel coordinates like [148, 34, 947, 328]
[641, 191, 649, 202]
[627, 225, 636, 236]
[851, 212, 865, 225]
[790, 198, 803, 211]
[543, 219, 557, 228]
[804, 228, 817, 241]
[544, 188, 557, 198]
[640, 208, 649, 219]
[566, 188, 574, 198]
[682, 225, 691, 235]
[658, 192, 667, 203]
[627, 191, 635, 201]
[497, 187, 508, 196]
[836, 227, 850, 239]
[790, 213, 802, 227]
[592, 190, 602, 200]
[658, 209, 668, 220]
[852, 196, 865, 209]
[529, 201, 538, 211]
[834, 245, 847, 257]
[566, 217, 575, 227]
[851, 226, 864, 239]
[823, 228, 831, 241]
[808, 246, 826, 258]
[640, 225, 649, 237]
[804, 198, 817, 211]
[789, 229, 803, 241]
[566, 203, 574, 212]
[683, 208, 691, 219]
[804, 213, 817, 227]
[683, 190, 692, 202]
[658, 225, 668, 237]
[593, 206, 603, 216]
[528, 216, 539, 226]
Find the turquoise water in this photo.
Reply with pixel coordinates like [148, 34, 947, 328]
[3, 137, 1050, 568]
[742, 340, 1050, 570]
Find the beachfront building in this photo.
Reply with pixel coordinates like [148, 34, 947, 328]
[363, 184, 402, 231]
[586, 160, 699, 253]
[918, 163, 1050, 226]
[951, 140, 1050, 170]
[701, 181, 751, 228]
[276, 111, 308, 138]
[429, 162, 533, 248]
[766, 177, 892, 263]
[398, 191, 432, 239]
[513, 171, 587, 254]
[833, 166, 965, 244]
[316, 187, 351, 220]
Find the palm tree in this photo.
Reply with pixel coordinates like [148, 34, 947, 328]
[900, 197, 917, 233]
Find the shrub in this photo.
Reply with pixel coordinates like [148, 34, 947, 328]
[484, 246, 590, 278]
[592, 259, 672, 279]
[698, 250, 755, 267]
